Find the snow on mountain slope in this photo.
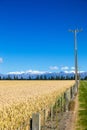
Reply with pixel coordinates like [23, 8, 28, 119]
[0, 70, 87, 79]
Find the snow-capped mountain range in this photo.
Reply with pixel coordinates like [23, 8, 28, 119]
[0, 70, 87, 80]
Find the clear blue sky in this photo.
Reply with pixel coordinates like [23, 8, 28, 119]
[0, 0, 87, 74]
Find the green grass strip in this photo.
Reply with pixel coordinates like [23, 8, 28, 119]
[77, 81, 87, 130]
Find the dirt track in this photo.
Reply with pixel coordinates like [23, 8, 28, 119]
[57, 96, 78, 130]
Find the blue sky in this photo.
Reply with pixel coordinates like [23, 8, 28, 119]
[0, 0, 87, 74]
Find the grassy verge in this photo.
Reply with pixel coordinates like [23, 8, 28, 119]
[76, 81, 87, 130]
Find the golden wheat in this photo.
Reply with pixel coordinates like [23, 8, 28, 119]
[0, 80, 75, 129]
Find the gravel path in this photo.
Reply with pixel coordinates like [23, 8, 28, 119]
[57, 111, 76, 130]
[58, 96, 78, 130]
[41, 96, 78, 130]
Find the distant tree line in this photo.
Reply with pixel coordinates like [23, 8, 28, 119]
[0, 74, 87, 80]
[0, 75, 76, 80]
[81, 76, 87, 80]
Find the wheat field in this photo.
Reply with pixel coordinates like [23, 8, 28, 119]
[0, 80, 75, 129]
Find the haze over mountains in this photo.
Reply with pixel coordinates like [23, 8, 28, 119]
[0, 71, 87, 80]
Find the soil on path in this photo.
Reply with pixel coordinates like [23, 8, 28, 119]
[57, 95, 78, 130]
